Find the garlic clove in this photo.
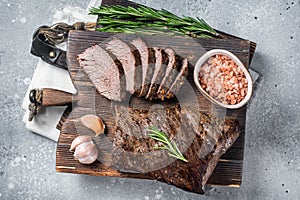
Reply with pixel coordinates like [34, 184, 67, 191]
[73, 141, 98, 164]
[77, 148, 98, 164]
[74, 141, 96, 158]
[70, 135, 92, 151]
[80, 114, 105, 137]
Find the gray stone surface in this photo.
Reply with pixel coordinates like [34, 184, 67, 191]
[0, 0, 299, 199]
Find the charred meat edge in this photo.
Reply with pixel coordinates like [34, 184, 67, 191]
[145, 47, 162, 99]
[165, 58, 189, 99]
[145, 48, 169, 100]
[139, 48, 156, 97]
[131, 38, 156, 97]
[156, 47, 179, 100]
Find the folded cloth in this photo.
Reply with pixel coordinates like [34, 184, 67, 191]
[22, 1, 102, 142]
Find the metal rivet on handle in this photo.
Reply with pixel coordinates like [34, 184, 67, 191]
[49, 51, 56, 58]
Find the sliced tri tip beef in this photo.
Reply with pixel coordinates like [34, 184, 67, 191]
[105, 38, 142, 95]
[145, 48, 169, 100]
[165, 58, 189, 99]
[77, 45, 126, 102]
[156, 47, 179, 100]
[131, 38, 156, 97]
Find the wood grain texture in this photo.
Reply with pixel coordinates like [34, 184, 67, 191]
[56, 29, 250, 188]
[42, 88, 73, 106]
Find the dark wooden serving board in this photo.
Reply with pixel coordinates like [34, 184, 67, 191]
[56, 29, 251, 188]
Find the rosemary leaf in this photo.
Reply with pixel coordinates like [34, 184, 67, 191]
[89, 5, 218, 38]
[147, 127, 188, 163]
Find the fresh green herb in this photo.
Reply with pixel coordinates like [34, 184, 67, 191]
[147, 126, 188, 162]
[89, 5, 218, 38]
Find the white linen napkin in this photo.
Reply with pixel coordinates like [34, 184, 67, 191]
[22, 1, 102, 141]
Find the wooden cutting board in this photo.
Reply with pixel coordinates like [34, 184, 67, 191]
[56, 29, 251, 188]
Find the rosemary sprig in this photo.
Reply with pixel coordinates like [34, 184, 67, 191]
[89, 5, 218, 38]
[147, 127, 188, 162]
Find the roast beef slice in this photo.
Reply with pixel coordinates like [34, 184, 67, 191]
[131, 38, 156, 97]
[105, 38, 142, 95]
[77, 44, 126, 101]
[145, 48, 169, 100]
[165, 58, 189, 99]
[156, 47, 181, 100]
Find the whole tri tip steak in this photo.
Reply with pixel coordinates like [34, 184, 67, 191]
[111, 104, 240, 194]
[77, 45, 126, 101]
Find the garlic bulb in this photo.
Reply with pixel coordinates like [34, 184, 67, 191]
[70, 135, 98, 164]
[80, 115, 105, 137]
[70, 135, 92, 151]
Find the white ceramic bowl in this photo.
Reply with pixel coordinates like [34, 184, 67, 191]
[193, 49, 253, 109]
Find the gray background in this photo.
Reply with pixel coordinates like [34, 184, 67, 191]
[0, 0, 299, 199]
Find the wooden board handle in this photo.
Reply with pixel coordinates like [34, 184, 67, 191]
[41, 88, 73, 106]
[28, 88, 74, 121]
